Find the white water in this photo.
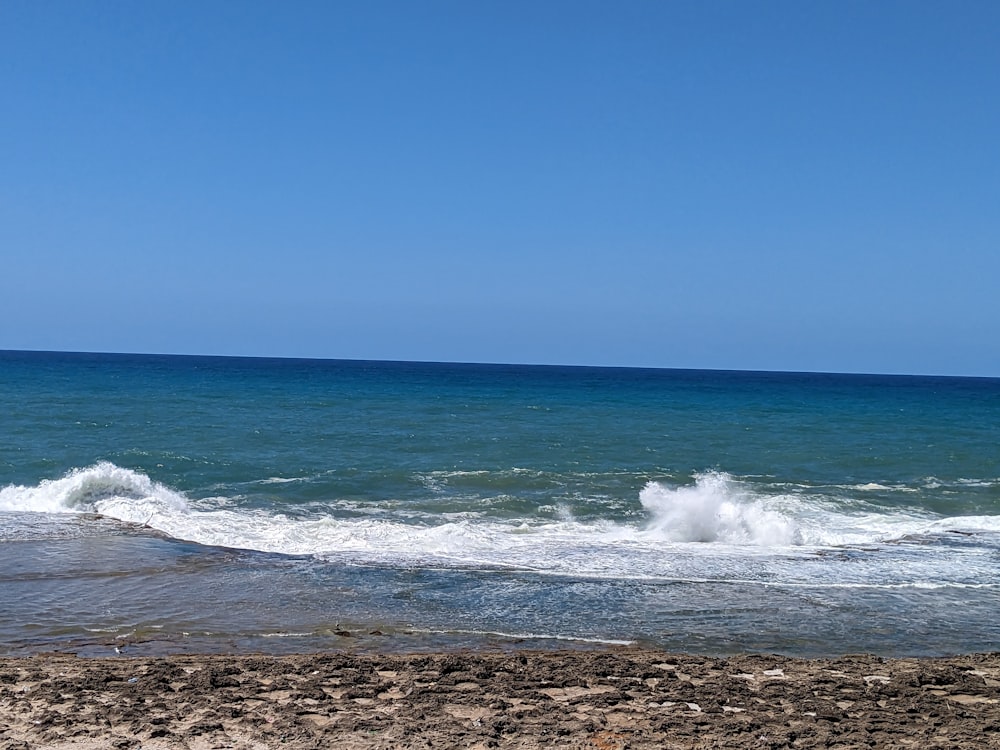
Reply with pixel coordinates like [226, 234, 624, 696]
[640, 473, 801, 545]
[2, 463, 1000, 587]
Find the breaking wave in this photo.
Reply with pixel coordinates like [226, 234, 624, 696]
[3, 464, 1000, 585]
[0, 462, 188, 520]
[640, 472, 800, 545]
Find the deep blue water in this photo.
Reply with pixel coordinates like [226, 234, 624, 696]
[1, 350, 998, 656]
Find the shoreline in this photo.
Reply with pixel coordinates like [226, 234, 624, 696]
[2, 648, 998, 748]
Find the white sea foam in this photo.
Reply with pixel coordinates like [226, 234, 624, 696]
[956, 478, 1000, 488]
[635, 473, 971, 549]
[851, 482, 918, 493]
[3, 464, 1000, 587]
[639, 473, 801, 545]
[925, 515, 1000, 534]
[0, 462, 188, 519]
[409, 628, 635, 646]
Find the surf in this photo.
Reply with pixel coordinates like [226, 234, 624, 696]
[2, 464, 998, 588]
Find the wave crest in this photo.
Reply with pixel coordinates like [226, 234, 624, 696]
[5, 464, 1000, 586]
[640, 473, 801, 545]
[0, 462, 189, 521]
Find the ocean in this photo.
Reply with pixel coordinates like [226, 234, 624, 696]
[1, 350, 998, 657]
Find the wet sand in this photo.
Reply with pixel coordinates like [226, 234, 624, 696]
[2, 649, 999, 749]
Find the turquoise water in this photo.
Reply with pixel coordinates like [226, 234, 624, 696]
[1, 350, 999, 656]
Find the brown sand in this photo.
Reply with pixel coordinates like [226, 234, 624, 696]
[2, 649, 1000, 749]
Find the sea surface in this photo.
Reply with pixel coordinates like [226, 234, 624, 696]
[1, 350, 999, 657]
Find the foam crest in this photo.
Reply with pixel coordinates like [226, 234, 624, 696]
[927, 515, 1000, 534]
[640, 473, 800, 545]
[5, 464, 1000, 587]
[0, 462, 189, 521]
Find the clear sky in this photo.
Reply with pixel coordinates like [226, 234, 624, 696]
[2, 1, 998, 376]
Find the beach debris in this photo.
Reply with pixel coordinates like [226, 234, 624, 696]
[686, 702, 702, 712]
[762, 668, 784, 678]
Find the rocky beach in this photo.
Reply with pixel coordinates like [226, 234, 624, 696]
[2, 649, 999, 748]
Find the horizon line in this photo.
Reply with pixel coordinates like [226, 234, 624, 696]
[2, 348, 997, 381]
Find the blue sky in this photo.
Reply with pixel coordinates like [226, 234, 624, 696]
[2, 1, 998, 375]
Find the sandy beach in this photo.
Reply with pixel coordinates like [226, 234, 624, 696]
[2, 648, 999, 749]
